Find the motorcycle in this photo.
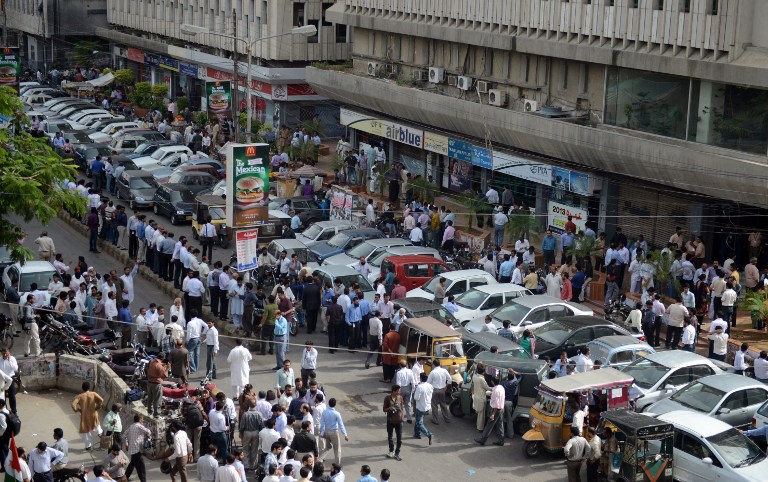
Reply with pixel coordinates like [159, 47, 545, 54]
[53, 463, 87, 482]
[604, 294, 634, 330]
[289, 312, 298, 337]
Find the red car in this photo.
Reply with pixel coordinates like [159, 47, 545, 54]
[380, 255, 453, 292]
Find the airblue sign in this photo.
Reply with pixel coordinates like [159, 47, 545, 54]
[447, 138, 471, 162]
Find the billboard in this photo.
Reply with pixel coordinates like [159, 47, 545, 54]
[206, 80, 232, 119]
[226, 143, 270, 228]
[234, 228, 259, 272]
[0, 47, 20, 91]
[547, 200, 588, 234]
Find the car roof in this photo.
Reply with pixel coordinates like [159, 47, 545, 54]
[268, 210, 291, 219]
[541, 367, 634, 392]
[641, 350, 715, 367]
[696, 373, 768, 392]
[162, 183, 193, 193]
[474, 351, 548, 373]
[314, 264, 363, 276]
[309, 221, 354, 228]
[271, 239, 312, 249]
[122, 170, 154, 179]
[462, 331, 521, 351]
[385, 254, 447, 264]
[547, 315, 613, 328]
[394, 297, 442, 311]
[335, 228, 383, 237]
[588, 335, 649, 349]
[362, 238, 413, 248]
[384, 246, 440, 257]
[510, 295, 580, 308]
[436, 269, 495, 280]
[468, 284, 530, 295]
[657, 411, 732, 438]
[15, 261, 56, 273]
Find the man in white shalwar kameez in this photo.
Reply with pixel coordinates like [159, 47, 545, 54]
[119, 262, 139, 305]
[545, 266, 563, 298]
[227, 339, 252, 398]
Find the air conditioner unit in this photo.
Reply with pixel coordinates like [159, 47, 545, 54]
[412, 70, 426, 81]
[428, 67, 444, 83]
[446, 75, 458, 87]
[476, 80, 490, 94]
[523, 99, 539, 112]
[389, 64, 399, 75]
[488, 89, 507, 106]
[457, 76, 472, 91]
[367, 62, 381, 76]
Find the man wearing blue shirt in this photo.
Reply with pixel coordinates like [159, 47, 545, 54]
[357, 293, 371, 350]
[541, 230, 558, 267]
[319, 398, 349, 466]
[345, 298, 363, 352]
[444, 295, 459, 314]
[498, 254, 514, 283]
[291, 213, 301, 230]
[91, 155, 105, 191]
[321, 283, 335, 334]
[561, 231, 575, 265]
[357, 465, 377, 482]
[273, 310, 288, 370]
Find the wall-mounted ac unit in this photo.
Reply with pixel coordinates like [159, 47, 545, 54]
[489, 89, 507, 106]
[428, 67, 444, 83]
[476, 80, 490, 94]
[523, 99, 539, 112]
[367, 62, 381, 76]
[389, 64, 399, 75]
[457, 76, 472, 91]
[412, 70, 426, 81]
[446, 75, 458, 87]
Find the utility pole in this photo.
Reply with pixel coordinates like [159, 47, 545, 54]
[231, 8, 238, 142]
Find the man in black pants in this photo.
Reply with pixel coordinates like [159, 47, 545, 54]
[303, 278, 321, 334]
[124, 414, 152, 482]
[173, 238, 188, 289]
[208, 261, 222, 317]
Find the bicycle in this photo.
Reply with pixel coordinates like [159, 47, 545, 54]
[0, 314, 14, 349]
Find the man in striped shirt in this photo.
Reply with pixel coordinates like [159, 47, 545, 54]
[124, 415, 151, 482]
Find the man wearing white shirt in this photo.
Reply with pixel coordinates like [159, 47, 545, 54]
[754, 351, 768, 382]
[485, 186, 499, 205]
[734, 342, 749, 375]
[204, 320, 219, 379]
[403, 212, 415, 232]
[412, 372, 434, 443]
[353, 257, 371, 279]
[426, 362, 452, 424]
[185, 316, 208, 373]
[574, 348, 594, 373]
[394, 360, 416, 423]
[164, 421, 192, 481]
[681, 318, 696, 352]
[511, 262, 524, 285]
[365, 199, 376, 226]
[514, 236, 530, 262]
[337, 290, 351, 314]
[119, 262, 138, 305]
[409, 225, 423, 246]
[721, 282, 737, 327]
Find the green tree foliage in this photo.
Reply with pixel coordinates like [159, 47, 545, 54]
[112, 69, 135, 85]
[0, 87, 86, 262]
[73, 40, 101, 65]
[410, 176, 437, 204]
[505, 211, 539, 242]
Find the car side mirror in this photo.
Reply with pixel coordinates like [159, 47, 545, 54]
[521, 320, 532, 326]
[717, 407, 731, 415]
[702, 457, 713, 465]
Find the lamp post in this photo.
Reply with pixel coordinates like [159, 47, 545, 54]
[180, 23, 317, 143]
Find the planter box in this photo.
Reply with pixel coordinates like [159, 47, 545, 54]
[456, 229, 490, 255]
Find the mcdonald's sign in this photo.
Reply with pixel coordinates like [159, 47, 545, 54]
[0, 47, 20, 91]
[226, 143, 270, 228]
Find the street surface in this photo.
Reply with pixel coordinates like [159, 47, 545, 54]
[8, 213, 570, 481]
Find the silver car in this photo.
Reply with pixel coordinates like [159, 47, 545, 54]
[462, 295, 593, 334]
[647, 374, 768, 428]
[586, 335, 655, 369]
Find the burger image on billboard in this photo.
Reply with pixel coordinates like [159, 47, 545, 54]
[209, 92, 229, 112]
[235, 176, 265, 204]
[0, 65, 16, 84]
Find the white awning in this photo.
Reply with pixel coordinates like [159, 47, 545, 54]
[87, 72, 115, 87]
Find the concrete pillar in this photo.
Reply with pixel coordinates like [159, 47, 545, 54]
[602, 181, 620, 238]
[695, 80, 723, 144]
[535, 184, 548, 232]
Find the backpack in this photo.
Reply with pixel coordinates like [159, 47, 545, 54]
[124, 388, 144, 404]
[185, 403, 204, 429]
[5, 412, 21, 436]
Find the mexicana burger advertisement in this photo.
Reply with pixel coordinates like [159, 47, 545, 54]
[226, 143, 270, 228]
[0, 47, 20, 90]
[206, 80, 232, 118]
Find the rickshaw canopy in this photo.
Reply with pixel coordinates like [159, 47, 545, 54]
[195, 194, 226, 208]
[539, 367, 634, 394]
[474, 352, 548, 374]
[401, 316, 459, 339]
[601, 410, 674, 437]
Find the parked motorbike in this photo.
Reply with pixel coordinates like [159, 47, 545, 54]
[53, 463, 87, 482]
[604, 294, 632, 325]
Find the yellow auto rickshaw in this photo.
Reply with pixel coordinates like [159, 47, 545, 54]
[192, 194, 229, 248]
[397, 316, 467, 379]
[522, 367, 634, 458]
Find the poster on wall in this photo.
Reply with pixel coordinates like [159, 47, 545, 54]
[449, 158, 472, 192]
[0, 47, 20, 91]
[206, 80, 232, 119]
[226, 143, 270, 228]
[330, 191, 346, 220]
[235, 228, 259, 272]
[343, 194, 353, 221]
[551, 167, 571, 192]
[399, 154, 425, 178]
[547, 200, 588, 234]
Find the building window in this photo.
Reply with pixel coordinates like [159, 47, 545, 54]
[655, 0, 664, 10]
[293, 2, 305, 27]
[682, 0, 690, 13]
[559, 61, 568, 91]
[521, 55, 529, 83]
[335, 24, 347, 43]
[322, 2, 333, 27]
[710, 0, 718, 15]
[307, 20, 319, 43]
[631, 0, 639, 8]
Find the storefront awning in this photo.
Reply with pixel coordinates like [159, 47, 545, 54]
[87, 73, 114, 87]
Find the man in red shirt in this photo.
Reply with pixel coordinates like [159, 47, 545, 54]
[564, 216, 577, 236]
[390, 279, 406, 300]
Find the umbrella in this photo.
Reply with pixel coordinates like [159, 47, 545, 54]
[288, 164, 328, 179]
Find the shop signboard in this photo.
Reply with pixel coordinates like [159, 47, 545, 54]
[226, 143, 270, 228]
[159, 56, 179, 72]
[383, 121, 423, 149]
[423, 131, 449, 155]
[547, 200, 588, 234]
[206, 80, 232, 119]
[127, 48, 145, 64]
[493, 152, 552, 186]
[448, 138, 472, 162]
[179, 62, 198, 78]
[348, 119, 385, 138]
[144, 53, 160, 66]
[471, 145, 492, 169]
[449, 158, 472, 192]
[0, 47, 20, 91]
[234, 228, 259, 272]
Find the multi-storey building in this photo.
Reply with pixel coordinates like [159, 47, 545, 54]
[309, 0, 768, 261]
[100, 0, 351, 130]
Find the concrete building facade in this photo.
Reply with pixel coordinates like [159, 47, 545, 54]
[308, 0, 768, 258]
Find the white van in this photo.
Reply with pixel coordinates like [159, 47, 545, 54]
[407, 269, 498, 301]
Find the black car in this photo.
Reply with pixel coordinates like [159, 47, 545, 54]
[532, 315, 641, 359]
[393, 297, 460, 328]
[270, 197, 325, 225]
[75, 143, 113, 172]
[152, 183, 197, 224]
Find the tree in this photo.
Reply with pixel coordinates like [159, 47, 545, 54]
[410, 176, 437, 205]
[112, 69, 135, 86]
[458, 190, 486, 230]
[73, 40, 101, 65]
[647, 250, 678, 297]
[505, 211, 539, 242]
[567, 233, 596, 264]
[0, 87, 85, 262]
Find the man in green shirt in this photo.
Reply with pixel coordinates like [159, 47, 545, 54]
[259, 295, 278, 356]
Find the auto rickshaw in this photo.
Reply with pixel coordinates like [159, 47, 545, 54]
[522, 367, 634, 458]
[192, 194, 229, 248]
[397, 316, 467, 379]
[449, 352, 549, 436]
[599, 410, 674, 482]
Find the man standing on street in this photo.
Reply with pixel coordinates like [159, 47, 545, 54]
[124, 415, 152, 482]
[382, 385, 404, 461]
[238, 404, 264, 471]
[475, 383, 505, 447]
[71, 382, 104, 451]
[34, 231, 56, 261]
[146, 353, 168, 417]
[185, 313, 207, 373]
[301, 341, 318, 386]
[318, 398, 348, 467]
[203, 320, 219, 379]
[412, 372, 433, 445]
[170, 339, 190, 387]
[165, 421, 193, 482]
[227, 339, 252, 398]
[426, 361, 452, 425]
[564, 426, 591, 482]
[303, 277, 321, 334]
[394, 360, 415, 424]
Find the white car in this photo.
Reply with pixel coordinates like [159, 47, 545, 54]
[406, 269, 498, 302]
[322, 238, 412, 267]
[1, 261, 58, 307]
[753, 399, 768, 430]
[295, 221, 355, 245]
[450, 284, 533, 325]
[366, 246, 443, 283]
[658, 411, 768, 482]
[88, 121, 141, 143]
[132, 145, 195, 170]
[312, 265, 376, 304]
[462, 294, 592, 333]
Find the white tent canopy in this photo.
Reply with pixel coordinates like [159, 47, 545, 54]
[86, 72, 114, 87]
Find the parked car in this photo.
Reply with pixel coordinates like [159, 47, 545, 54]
[126, 140, 175, 159]
[377, 254, 453, 292]
[1, 261, 57, 307]
[531, 315, 642, 360]
[585, 335, 655, 369]
[312, 265, 376, 303]
[199, 179, 226, 197]
[150, 157, 223, 182]
[269, 197, 325, 226]
[88, 121, 141, 143]
[266, 239, 321, 271]
[623, 350, 734, 412]
[323, 238, 412, 267]
[646, 374, 768, 428]
[132, 145, 195, 170]
[152, 183, 197, 224]
[309, 228, 386, 262]
[657, 410, 768, 482]
[295, 221, 355, 245]
[46, 101, 93, 116]
[109, 129, 166, 145]
[158, 169, 218, 191]
[407, 269, 498, 302]
[463, 295, 594, 334]
[74, 143, 112, 172]
[0, 246, 14, 279]
[366, 246, 443, 283]
[392, 297, 460, 328]
[42, 119, 80, 139]
[451, 284, 533, 325]
[462, 331, 527, 361]
[115, 170, 159, 209]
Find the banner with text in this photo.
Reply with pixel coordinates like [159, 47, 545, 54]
[206, 80, 232, 119]
[227, 143, 270, 228]
[547, 200, 588, 234]
[234, 228, 259, 272]
[0, 47, 20, 91]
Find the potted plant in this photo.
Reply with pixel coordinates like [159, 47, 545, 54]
[410, 176, 437, 205]
[506, 211, 539, 245]
[744, 290, 768, 330]
[459, 190, 486, 230]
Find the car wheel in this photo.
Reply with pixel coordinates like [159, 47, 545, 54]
[514, 418, 530, 435]
[129, 200, 135, 210]
[523, 441, 541, 458]
[153, 204, 159, 214]
[449, 398, 464, 418]
[192, 228, 199, 240]
[171, 214, 178, 225]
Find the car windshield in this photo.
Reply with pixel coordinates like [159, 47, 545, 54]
[20, 270, 56, 292]
[420, 276, 440, 294]
[707, 428, 766, 468]
[533, 321, 573, 345]
[587, 342, 611, 365]
[332, 273, 372, 291]
[433, 341, 464, 359]
[209, 207, 225, 221]
[301, 224, 324, 240]
[455, 289, 488, 310]
[492, 301, 531, 325]
[757, 401, 768, 418]
[327, 232, 351, 248]
[669, 382, 725, 413]
[170, 190, 196, 203]
[130, 177, 158, 189]
[347, 242, 376, 259]
[150, 149, 168, 160]
[622, 358, 670, 390]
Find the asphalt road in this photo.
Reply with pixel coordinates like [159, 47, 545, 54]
[7, 209, 571, 481]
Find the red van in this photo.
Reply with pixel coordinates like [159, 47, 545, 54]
[380, 255, 453, 292]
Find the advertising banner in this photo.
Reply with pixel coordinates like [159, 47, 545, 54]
[423, 131, 449, 155]
[0, 47, 20, 91]
[449, 158, 472, 192]
[547, 200, 588, 234]
[206, 80, 232, 119]
[330, 191, 346, 220]
[343, 194, 353, 221]
[234, 228, 259, 272]
[179, 62, 198, 78]
[226, 143, 270, 228]
[493, 151, 552, 186]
